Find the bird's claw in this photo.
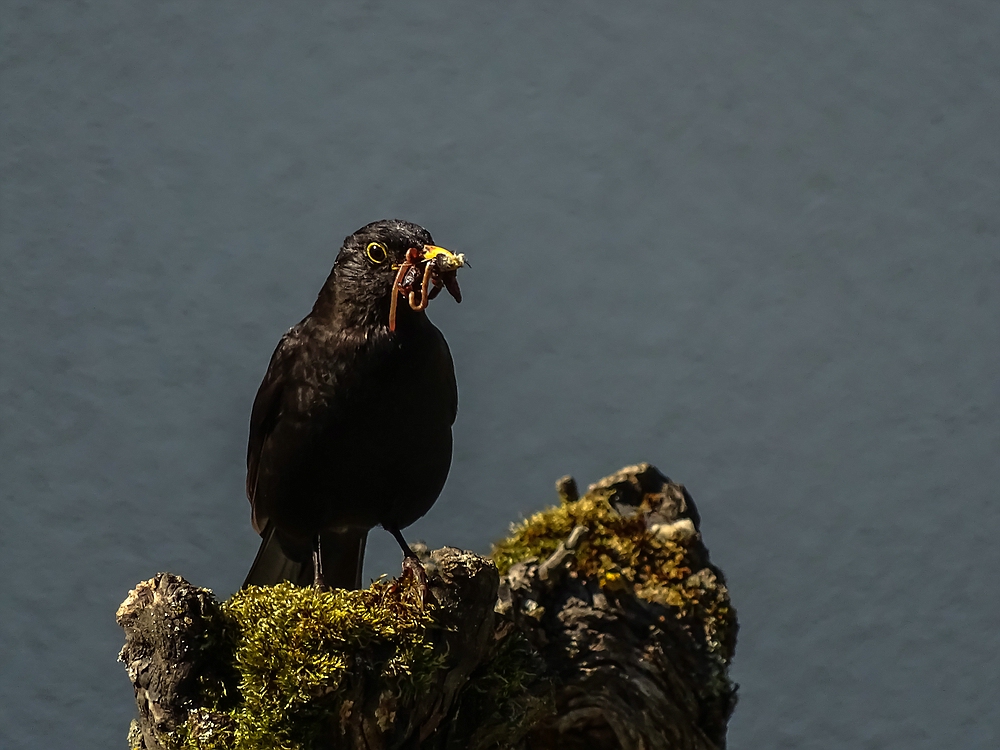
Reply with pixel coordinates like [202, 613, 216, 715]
[400, 556, 429, 609]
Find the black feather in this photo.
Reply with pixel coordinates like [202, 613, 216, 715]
[242, 220, 459, 589]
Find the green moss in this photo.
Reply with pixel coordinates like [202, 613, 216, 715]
[450, 631, 554, 748]
[128, 719, 144, 750]
[149, 469, 734, 749]
[492, 485, 737, 667]
[174, 578, 441, 750]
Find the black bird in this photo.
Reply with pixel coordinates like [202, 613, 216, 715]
[242, 219, 466, 590]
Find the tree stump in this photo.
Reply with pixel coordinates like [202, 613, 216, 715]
[118, 464, 738, 749]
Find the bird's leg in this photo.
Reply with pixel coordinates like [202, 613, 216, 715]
[388, 527, 428, 606]
[312, 533, 329, 591]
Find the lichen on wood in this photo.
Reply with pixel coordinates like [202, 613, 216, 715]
[493, 464, 738, 749]
[118, 464, 738, 750]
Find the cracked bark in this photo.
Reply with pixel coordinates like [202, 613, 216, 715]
[118, 464, 737, 749]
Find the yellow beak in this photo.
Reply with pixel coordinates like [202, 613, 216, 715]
[421, 245, 467, 272]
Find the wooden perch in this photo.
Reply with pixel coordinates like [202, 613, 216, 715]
[118, 464, 738, 750]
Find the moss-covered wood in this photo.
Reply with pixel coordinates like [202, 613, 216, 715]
[118, 464, 738, 750]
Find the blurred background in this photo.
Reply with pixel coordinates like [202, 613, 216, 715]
[1, 2, 997, 748]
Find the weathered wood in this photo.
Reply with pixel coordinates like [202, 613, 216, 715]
[117, 574, 231, 750]
[499, 464, 737, 750]
[118, 464, 737, 750]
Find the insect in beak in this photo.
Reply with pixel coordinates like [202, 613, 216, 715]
[389, 245, 467, 331]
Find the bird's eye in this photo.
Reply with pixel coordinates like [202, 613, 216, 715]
[366, 242, 388, 264]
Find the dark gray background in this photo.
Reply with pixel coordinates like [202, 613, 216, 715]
[2, 1, 998, 748]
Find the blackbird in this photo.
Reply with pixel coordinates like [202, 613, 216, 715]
[242, 219, 466, 590]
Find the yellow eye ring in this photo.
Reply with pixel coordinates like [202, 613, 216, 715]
[366, 242, 388, 264]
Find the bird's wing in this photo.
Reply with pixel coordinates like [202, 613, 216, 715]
[246, 325, 303, 532]
[428, 323, 459, 426]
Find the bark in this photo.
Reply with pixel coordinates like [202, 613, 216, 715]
[118, 464, 737, 750]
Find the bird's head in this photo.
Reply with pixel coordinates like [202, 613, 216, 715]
[331, 219, 466, 331]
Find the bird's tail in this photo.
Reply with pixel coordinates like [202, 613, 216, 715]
[242, 524, 368, 590]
